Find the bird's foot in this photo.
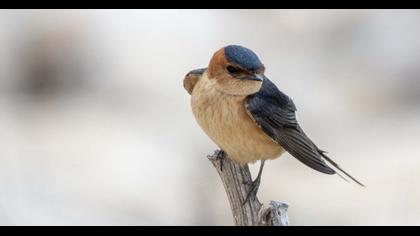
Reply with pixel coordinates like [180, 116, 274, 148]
[242, 176, 261, 207]
[207, 150, 221, 160]
[216, 150, 226, 172]
[242, 160, 265, 207]
[207, 149, 226, 172]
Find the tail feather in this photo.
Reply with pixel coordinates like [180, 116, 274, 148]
[319, 150, 365, 187]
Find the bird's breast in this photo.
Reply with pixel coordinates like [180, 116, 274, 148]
[191, 76, 284, 165]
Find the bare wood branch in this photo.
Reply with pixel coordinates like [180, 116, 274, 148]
[208, 150, 289, 226]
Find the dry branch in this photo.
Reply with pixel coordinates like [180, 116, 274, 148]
[208, 150, 289, 226]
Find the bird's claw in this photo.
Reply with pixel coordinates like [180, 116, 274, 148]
[207, 150, 221, 160]
[242, 177, 261, 207]
[242, 179, 251, 185]
[217, 150, 225, 172]
[207, 150, 225, 172]
[217, 150, 225, 171]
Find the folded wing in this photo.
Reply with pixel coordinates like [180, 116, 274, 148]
[245, 77, 335, 175]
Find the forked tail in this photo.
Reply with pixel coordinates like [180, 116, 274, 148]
[319, 150, 365, 187]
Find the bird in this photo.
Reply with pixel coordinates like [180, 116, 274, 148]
[184, 45, 364, 204]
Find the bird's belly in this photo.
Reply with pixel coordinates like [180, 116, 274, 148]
[191, 88, 284, 165]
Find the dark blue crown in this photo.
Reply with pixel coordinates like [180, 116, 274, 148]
[224, 45, 263, 71]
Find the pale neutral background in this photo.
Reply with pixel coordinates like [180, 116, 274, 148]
[1, 9, 420, 225]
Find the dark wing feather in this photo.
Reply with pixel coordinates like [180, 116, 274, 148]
[245, 77, 335, 175]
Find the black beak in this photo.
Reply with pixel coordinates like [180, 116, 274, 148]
[245, 74, 263, 82]
[186, 68, 207, 77]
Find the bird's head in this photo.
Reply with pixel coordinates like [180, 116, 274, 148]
[207, 45, 265, 96]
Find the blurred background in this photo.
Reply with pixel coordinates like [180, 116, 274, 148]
[0, 9, 420, 226]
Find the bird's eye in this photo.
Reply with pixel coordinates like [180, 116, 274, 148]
[227, 65, 238, 74]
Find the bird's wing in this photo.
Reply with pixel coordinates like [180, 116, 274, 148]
[245, 77, 336, 175]
[183, 68, 207, 95]
[245, 77, 364, 186]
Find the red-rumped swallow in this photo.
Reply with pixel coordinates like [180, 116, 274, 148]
[184, 45, 364, 202]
